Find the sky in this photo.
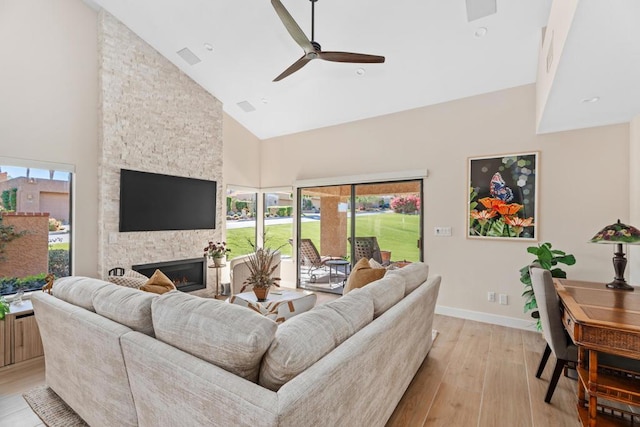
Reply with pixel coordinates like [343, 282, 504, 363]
[0, 165, 70, 181]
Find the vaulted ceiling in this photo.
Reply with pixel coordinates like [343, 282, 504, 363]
[85, 0, 640, 139]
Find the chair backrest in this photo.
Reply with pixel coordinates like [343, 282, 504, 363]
[299, 239, 322, 267]
[348, 237, 383, 264]
[530, 266, 571, 360]
[229, 251, 282, 295]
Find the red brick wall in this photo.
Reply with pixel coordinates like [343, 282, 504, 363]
[0, 212, 49, 278]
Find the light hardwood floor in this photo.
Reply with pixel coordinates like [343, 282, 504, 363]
[0, 315, 580, 427]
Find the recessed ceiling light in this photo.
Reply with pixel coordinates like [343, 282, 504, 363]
[475, 27, 488, 38]
[356, 68, 366, 76]
[204, 43, 214, 52]
[582, 96, 600, 103]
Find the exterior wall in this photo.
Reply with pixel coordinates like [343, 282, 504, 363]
[0, 177, 70, 222]
[259, 84, 630, 323]
[0, 0, 98, 277]
[97, 12, 223, 279]
[0, 213, 49, 278]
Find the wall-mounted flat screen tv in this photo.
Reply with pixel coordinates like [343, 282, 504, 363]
[119, 169, 216, 232]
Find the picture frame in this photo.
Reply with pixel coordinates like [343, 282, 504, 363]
[467, 151, 539, 241]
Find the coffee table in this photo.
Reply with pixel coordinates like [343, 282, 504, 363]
[229, 289, 317, 323]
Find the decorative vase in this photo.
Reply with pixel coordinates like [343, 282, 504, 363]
[213, 256, 225, 267]
[253, 287, 269, 302]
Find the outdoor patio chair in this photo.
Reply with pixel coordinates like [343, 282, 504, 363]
[349, 236, 384, 265]
[296, 238, 341, 283]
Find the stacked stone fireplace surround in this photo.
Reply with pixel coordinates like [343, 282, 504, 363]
[97, 11, 223, 290]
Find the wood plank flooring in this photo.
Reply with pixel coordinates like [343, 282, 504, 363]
[0, 315, 581, 427]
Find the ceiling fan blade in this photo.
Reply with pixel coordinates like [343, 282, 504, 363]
[319, 51, 385, 64]
[271, 0, 314, 54]
[273, 55, 314, 82]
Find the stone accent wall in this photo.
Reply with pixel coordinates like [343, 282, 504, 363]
[97, 11, 223, 279]
[0, 213, 49, 278]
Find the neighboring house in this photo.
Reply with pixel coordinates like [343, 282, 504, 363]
[0, 176, 70, 223]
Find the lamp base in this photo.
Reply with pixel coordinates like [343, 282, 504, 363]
[606, 278, 635, 291]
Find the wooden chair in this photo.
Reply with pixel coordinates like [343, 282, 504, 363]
[530, 266, 577, 403]
[348, 236, 383, 265]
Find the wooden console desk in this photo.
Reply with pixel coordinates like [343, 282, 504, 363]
[555, 279, 640, 427]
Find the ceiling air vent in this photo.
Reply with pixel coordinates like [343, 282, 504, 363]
[176, 47, 201, 66]
[237, 101, 256, 113]
[465, 0, 497, 22]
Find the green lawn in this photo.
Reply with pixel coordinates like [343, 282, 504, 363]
[226, 212, 421, 262]
[49, 242, 69, 251]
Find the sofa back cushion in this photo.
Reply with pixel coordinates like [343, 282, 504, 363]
[259, 289, 373, 391]
[93, 285, 157, 336]
[362, 274, 406, 318]
[386, 262, 429, 295]
[152, 291, 277, 383]
[53, 276, 112, 312]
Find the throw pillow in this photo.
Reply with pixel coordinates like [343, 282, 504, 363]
[140, 269, 176, 294]
[107, 269, 149, 289]
[342, 258, 385, 295]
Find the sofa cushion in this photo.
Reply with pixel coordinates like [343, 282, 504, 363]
[93, 285, 157, 336]
[259, 289, 374, 391]
[361, 274, 406, 318]
[386, 262, 429, 295]
[53, 276, 112, 312]
[152, 291, 277, 382]
[140, 269, 176, 295]
[107, 269, 148, 289]
[343, 258, 386, 295]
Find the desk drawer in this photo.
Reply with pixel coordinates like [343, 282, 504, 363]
[562, 308, 577, 342]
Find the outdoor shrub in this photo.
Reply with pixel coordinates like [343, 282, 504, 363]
[49, 217, 62, 231]
[235, 201, 248, 211]
[302, 198, 314, 211]
[1, 188, 17, 211]
[49, 249, 70, 278]
[390, 195, 421, 214]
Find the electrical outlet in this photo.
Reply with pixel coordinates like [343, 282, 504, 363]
[499, 294, 508, 305]
[434, 227, 452, 236]
[487, 291, 496, 302]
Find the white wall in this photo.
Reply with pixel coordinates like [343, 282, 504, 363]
[260, 84, 629, 324]
[630, 115, 640, 284]
[0, 0, 99, 276]
[223, 113, 261, 189]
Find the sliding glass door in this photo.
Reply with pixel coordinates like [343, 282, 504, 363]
[296, 179, 423, 294]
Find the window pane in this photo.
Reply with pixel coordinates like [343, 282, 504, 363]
[263, 191, 293, 258]
[225, 188, 257, 257]
[0, 164, 72, 296]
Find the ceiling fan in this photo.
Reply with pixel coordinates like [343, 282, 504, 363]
[271, 0, 385, 82]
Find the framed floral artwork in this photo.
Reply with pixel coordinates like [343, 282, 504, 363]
[468, 152, 538, 240]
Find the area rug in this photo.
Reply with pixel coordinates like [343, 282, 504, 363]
[22, 386, 88, 427]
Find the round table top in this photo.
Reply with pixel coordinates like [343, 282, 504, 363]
[325, 259, 350, 266]
[232, 289, 314, 303]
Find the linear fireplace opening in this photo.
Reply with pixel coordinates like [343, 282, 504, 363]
[132, 257, 206, 293]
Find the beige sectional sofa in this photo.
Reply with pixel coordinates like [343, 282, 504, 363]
[31, 262, 440, 427]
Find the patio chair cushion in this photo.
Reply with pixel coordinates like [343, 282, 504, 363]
[343, 258, 386, 295]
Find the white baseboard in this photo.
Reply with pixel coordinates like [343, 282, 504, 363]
[435, 305, 538, 332]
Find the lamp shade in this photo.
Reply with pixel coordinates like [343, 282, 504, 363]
[590, 219, 640, 245]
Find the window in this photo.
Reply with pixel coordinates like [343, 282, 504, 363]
[225, 187, 257, 258]
[0, 162, 73, 296]
[263, 190, 293, 258]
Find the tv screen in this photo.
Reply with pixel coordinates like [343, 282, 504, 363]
[119, 169, 216, 232]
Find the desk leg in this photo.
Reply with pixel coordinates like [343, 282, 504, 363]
[588, 350, 598, 427]
[577, 347, 586, 407]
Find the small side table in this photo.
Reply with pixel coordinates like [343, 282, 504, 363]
[208, 264, 225, 296]
[326, 260, 350, 285]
